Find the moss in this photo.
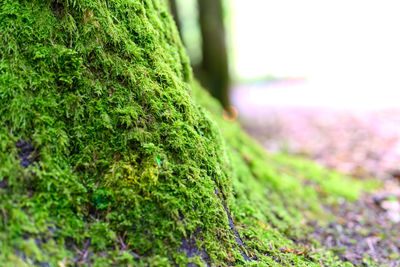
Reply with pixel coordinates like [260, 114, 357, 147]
[0, 0, 372, 266]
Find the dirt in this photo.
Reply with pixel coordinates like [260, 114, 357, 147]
[238, 106, 400, 266]
[308, 188, 400, 266]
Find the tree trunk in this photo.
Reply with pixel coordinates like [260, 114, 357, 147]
[198, 0, 230, 108]
[0, 0, 242, 265]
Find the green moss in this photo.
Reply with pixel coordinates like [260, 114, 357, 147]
[0, 0, 372, 266]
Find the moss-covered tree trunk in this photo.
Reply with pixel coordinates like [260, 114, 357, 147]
[0, 0, 244, 265]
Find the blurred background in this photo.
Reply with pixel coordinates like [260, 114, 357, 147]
[169, 0, 400, 180]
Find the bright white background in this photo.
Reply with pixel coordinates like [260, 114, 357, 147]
[231, 0, 400, 109]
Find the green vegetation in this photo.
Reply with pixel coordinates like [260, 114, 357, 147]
[0, 0, 373, 266]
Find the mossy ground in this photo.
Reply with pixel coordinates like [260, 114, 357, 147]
[0, 0, 374, 266]
[192, 82, 380, 266]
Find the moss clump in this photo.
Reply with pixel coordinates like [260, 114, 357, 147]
[0, 0, 370, 266]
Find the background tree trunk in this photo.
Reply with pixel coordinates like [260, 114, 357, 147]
[197, 0, 230, 108]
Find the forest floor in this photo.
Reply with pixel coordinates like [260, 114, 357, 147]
[233, 83, 400, 266]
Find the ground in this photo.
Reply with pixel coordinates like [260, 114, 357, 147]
[233, 81, 400, 266]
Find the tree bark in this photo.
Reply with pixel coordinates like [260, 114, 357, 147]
[198, 0, 230, 108]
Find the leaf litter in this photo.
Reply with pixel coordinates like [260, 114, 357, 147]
[241, 107, 400, 266]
